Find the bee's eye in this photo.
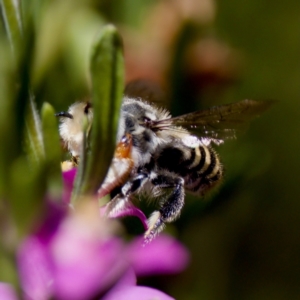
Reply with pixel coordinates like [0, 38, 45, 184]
[142, 116, 155, 129]
[55, 111, 73, 119]
[143, 117, 151, 124]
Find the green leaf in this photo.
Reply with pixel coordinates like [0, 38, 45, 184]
[74, 24, 124, 199]
[1, 0, 32, 158]
[71, 115, 89, 201]
[41, 102, 62, 199]
[0, 0, 23, 55]
[25, 94, 45, 165]
[0, 48, 16, 197]
[9, 157, 47, 238]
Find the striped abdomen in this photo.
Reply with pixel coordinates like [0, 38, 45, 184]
[156, 143, 223, 196]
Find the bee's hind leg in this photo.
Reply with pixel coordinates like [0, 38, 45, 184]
[145, 173, 185, 243]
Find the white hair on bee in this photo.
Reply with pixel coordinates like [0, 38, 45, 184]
[182, 135, 201, 148]
[58, 102, 93, 158]
[200, 137, 224, 146]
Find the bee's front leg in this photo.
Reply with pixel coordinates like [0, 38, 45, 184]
[145, 172, 185, 243]
[106, 173, 149, 217]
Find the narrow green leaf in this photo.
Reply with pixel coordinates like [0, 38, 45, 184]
[9, 157, 47, 238]
[1, 0, 33, 159]
[77, 24, 124, 197]
[72, 116, 89, 201]
[0, 0, 23, 55]
[0, 47, 16, 197]
[25, 94, 45, 165]
[41, 102, 62, 199]
[0, 21, 34, 199]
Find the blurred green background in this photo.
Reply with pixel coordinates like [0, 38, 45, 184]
[1, 0, 300, 299]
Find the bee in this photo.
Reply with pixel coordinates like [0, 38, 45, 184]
[57, 97, 272, 242]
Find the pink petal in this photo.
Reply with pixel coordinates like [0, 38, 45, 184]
[0, 283, 18, 300]
[17, 202, 67, 299]
[128, 234, 189, 276]
[55, 240, 127, 300]
[101, 203, 149, 230]
[62, 168, 77, 204]
[113, 267, 137, 288]
[35, 200, 66, 244]
[52, 226, 128, 300]
[17, 237, 53, 300]
[102, 285, 175, 300]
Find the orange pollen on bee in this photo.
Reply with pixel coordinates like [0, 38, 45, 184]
[97, 133, 134, 198]
[115, 133, 133, 159]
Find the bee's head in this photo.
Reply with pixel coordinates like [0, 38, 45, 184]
[118, 97, 171, 166]
[56, 102, 93, 128]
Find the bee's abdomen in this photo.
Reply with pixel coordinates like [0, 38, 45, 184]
[184, 146, 223, 195]
[156, 144, 223, 196]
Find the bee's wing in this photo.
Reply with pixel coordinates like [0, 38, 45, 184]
[152, 99, 274, 144]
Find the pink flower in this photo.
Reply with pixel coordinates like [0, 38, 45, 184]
[13, 199, 189, 300]
[0, 169, 189, 300]
[16, 201, 128, 300]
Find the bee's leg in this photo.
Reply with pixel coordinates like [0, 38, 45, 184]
[145, 173, 185, 243]
[71, 155, 79, 166]
[105, 194, 129, 217]
[106, 173, 149, 217]
[122, 172, 149, 196]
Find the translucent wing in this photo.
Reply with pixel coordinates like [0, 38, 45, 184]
[150, 99, 274, 144]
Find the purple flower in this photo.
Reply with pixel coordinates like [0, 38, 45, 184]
[17, 201, 129, 300]
[13, 198, 189, 300]
[102, 268, 174, 300]
[102, 268, 173, 300]
[129, 235, 189, 277]
[104, 285, 175, 300]
[0, 169, 189, 300]
[62, 168, 77, 205]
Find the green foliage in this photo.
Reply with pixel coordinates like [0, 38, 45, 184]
[41, 102, 62, 199]
[0, 0, 125, 288]
[25, 95, 45, 165]
[0, 0, 22, 55]
[76, 24, 124, 198]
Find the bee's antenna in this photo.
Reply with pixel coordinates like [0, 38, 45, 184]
[55, 111, 73, 119]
